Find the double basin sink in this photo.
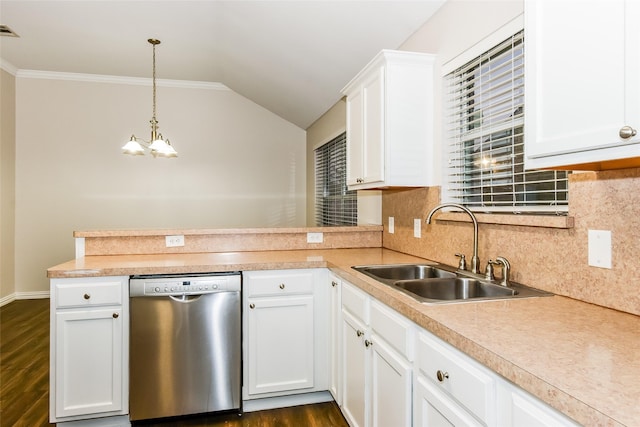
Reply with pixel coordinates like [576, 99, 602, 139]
[352, 263, 552, 304]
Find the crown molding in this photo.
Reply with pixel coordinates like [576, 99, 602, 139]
[14, 69, 230, 90]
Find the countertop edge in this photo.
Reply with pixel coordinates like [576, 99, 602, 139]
[73, 225, 383, 238]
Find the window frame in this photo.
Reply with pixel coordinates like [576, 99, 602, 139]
[441, 20, 568, 215]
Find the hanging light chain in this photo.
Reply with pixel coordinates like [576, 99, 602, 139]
[149, 39, 160, 140]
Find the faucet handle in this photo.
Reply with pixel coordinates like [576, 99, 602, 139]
[494, 257, 511, 286]
[454, 253, 467, 271]
[485, 259, 498, 281]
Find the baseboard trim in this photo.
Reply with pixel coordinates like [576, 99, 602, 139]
[0, 291, 50, 307]
[242, 391, 334, 412]
[0, 293, 16, 307]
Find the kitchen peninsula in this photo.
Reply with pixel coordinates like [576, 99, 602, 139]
[48, 227, 640, 427]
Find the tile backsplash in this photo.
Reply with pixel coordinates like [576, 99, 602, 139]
[382, 168, 640, 316]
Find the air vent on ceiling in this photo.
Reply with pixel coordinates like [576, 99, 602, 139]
[0, 25, 19, 37]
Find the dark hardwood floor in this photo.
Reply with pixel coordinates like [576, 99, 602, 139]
[0, 299, 348, 427]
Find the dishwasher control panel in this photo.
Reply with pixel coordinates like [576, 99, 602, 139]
[130, 273, 241, 297]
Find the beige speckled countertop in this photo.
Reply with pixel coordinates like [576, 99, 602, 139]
[48, 248, 640, 427]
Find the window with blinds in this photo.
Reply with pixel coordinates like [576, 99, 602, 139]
[444, 30, 568, 214]
[315, 132, 357, 226]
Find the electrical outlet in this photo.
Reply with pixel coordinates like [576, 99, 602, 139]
[588, 230, 611, 269]
[388, 217, 395, 234]
[165, 235, 185, 247]
[413, 218, 421, 238]
[307, 232, 323, 243]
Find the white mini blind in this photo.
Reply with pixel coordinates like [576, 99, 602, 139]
[315, 132, 357, 226]
[444, 30, 568, 214]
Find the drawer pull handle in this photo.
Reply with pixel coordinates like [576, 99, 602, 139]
[112, 313, 119, 319]
[436, 370, 449, 382]
[83, 293, 91, 300]
[619, 125, 637, 139]
[356, 330, 364, 337]
[279, 283, 285, 289]
[249, 303, 256, 309]
[365, 339, 373, 348]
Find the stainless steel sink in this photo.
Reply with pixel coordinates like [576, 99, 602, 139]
[355, 264, 456, 281]
[394, 277, 516, 302]
[352, 263, 552, 304]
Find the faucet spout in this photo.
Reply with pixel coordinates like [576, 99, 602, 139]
[426, 203, 480, 274]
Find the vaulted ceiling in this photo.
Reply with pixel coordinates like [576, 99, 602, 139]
[0, 0, 444, 129]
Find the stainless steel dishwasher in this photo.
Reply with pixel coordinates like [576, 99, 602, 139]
[129, 272, 242, 421]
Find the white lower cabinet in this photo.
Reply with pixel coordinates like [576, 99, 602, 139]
[414, 375, 482, 427]
[50, 276, 129, 423]
[498, 380, 581, 427]
[342, 309, 369, 427]
[243, 269, 328, 400]
[338, 274, 579, 427]
[414, 330, 496, 426]
[340, 281, 413, 427]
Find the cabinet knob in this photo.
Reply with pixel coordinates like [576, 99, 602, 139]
[436, 370, 449, 382]
[83, 293, 91, 300]
[356, 330, 364, 337]
[365, 339, 373, 348]
[619, 126, 637, 139]
[249, 303, 256, 309]
[112, 312, 119, 319]
[279, 283, 285, 289]
[331, 281, 338, 287]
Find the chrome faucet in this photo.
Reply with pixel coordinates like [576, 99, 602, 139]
[426, 203, 480, 274]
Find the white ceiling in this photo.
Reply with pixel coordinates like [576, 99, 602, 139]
[0, 0, 444, 129]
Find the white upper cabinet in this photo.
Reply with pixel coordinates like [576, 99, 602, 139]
[342, 50, 436, 189]
[524, 0, 640, 170]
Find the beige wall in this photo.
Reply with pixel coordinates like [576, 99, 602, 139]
[305, 86, 382, 227]
[305, 98, 347, 226]
[15, 74, 306, 295]
[1, 69, 16, 302]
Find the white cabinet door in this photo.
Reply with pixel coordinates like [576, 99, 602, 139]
[346, 65, 384, 188]
[54, 308, 124, 418]
[246, 294, 315, 395]
[328, 273, 342, 405]
[361, 66, 385, 186]
[341, 310, 369, 427]
[370, 336, 412, 427]
[525, 0, 640, 169]
[414, 376, 483, 427]
[346, 86, 365, 187]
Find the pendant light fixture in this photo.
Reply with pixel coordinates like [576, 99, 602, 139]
[122, 38, 177, 158]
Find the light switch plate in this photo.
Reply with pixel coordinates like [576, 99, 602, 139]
[413, 218, 421, 238]
[166, 235, 185, 247]
[388, 217, 395, 234]
[588, 230, 612, 269]
[307, 232, 323, 243]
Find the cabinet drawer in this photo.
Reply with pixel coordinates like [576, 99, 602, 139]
[55, 280, 123, 308]
[370, 299, 414, 360]
[244, 270, 314, 297]
[341, 281, 369, 323]
[417, 331, 496, 424]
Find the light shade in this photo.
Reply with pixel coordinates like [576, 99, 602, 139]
[122, 136, 144, 155]
[151, 139, 178, 158]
